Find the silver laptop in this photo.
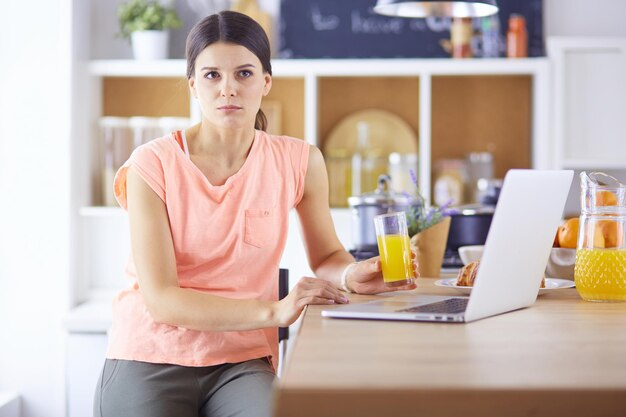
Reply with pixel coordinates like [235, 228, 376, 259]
[322, 169, 574, 323]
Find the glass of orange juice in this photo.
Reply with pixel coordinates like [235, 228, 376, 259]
[374, 211, 415, 287]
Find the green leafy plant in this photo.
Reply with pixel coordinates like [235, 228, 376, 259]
[405, 169, 452, 237]
[118, 0, 182, 40]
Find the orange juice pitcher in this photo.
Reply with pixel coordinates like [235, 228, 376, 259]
[575, 172, 626, 301]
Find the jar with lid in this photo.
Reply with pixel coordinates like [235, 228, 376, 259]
[99, 117, 132, 206]
[433, 159, 466, 207]
[506, 14, 528, 58]
[575, 172, 626, 302]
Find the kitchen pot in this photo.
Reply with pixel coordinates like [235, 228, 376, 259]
[444, 204, 495, 266]
[348, 175, 416, 252]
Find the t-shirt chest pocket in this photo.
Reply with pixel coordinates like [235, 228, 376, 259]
[244, 208, 277, 248]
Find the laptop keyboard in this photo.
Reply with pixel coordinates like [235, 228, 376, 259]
[398, 298, 469, 314]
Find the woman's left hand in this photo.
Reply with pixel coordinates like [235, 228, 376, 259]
[347, 250, 419, 295]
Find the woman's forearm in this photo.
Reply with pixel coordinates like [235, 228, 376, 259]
[145, 286, 278, 332]
[311, 249, 355, 289]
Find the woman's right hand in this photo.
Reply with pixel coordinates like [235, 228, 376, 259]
[272, 277, 349, 327]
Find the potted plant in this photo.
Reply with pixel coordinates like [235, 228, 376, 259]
[405, 170, 452, 278]
[118, 0, 182, 60]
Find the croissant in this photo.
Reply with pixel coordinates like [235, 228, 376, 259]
[456, 260, 480, 286]
[456, 260, 546, 288]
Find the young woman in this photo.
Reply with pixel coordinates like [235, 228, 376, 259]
[94, 10, 417, 417]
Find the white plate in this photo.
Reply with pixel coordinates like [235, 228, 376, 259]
[434, 277, 575, 296]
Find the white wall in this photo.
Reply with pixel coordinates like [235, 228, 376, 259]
[1, 1, 626, 417]
[0, 1, 71, 417]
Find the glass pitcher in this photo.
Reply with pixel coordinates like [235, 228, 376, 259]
[574, 172, 626, 302]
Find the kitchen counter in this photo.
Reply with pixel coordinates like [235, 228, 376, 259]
[63, 299, 113, 333]
[273, 278, 626, 417]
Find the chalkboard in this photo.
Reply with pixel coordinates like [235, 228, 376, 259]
[279, 0, 543, 59]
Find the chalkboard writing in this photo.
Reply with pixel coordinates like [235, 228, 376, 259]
[279, 0, 543, 59]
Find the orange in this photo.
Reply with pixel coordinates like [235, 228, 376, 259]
[598, 220, 624, 248]
[596, 190, 618, 206]
[557, 218, 579, 249]
[593, 227, 606, 248]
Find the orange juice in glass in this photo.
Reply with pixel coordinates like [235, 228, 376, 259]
[374, 212, 415, 287]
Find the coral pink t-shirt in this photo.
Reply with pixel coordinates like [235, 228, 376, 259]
[106, 129, 309, 371]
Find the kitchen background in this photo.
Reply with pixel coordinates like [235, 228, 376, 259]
[1, 0, 626, 416]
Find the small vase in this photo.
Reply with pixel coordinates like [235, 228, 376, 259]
[410, 216, 451, 278]
[131, 30, 169, 60]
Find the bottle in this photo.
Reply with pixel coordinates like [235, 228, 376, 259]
[450, 17, 473, 59]
[506, 14, 528, 58]
[351, 122, 369, 196]
[465, 152, 494, 203]
[478, 14, 502, 58]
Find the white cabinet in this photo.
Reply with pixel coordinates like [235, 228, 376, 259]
[549, 37, 626, 170]
[66, 333, 108, 417]
[63, 301, 111, 417]
[548, 37, 626, 214]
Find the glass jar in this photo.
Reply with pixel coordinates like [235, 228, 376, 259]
[574, 172, 626, 302]
[433, 159, 466, 207]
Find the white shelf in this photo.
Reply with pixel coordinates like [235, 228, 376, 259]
[79, 206, 126, 217]
[63, 299, 113, 333]
[89, 59, 186, 77]
[89, 57, 549, 78]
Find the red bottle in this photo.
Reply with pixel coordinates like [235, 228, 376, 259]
[506, 14, 528, 58]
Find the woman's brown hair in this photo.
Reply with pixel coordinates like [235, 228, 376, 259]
[185, 11, 272, 131]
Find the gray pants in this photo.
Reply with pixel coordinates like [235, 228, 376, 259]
[93, 358, 275, 417]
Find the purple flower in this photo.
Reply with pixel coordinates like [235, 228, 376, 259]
[409, 169, 418, 187]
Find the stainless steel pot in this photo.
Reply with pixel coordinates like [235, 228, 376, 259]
[348, 175, 416, 252]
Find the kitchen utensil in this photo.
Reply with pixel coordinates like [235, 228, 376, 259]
[324, 109, 418, 156]
[443, 204, 494, 267]
[348, 175, 416, 252]
[575, 171, 626, 301]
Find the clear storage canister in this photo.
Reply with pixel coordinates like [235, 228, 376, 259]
[99, 117, 132, 206]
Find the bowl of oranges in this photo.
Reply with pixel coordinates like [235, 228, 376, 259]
[549, 190, 622, 280]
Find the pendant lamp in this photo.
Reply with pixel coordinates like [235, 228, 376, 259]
[373, 0, 498, 18]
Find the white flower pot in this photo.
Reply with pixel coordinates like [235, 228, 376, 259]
[131, 30, 169, 60]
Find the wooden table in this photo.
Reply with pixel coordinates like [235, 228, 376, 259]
[273, 278, 626, 417]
